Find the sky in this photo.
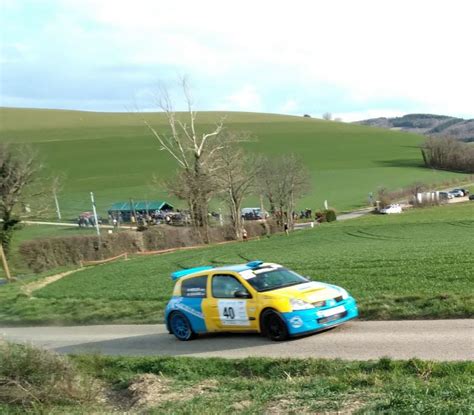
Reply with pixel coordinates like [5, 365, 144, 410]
[1, 0, 473, 121]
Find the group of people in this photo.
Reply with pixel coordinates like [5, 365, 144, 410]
[77, 213, 101, 227]
[299, 208, 313, 219]
[107, 210, 191, 228]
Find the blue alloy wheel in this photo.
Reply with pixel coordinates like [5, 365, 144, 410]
[169, 312, 194, 341]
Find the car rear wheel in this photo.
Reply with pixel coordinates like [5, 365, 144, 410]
[169, 311, 196, 341]
[261, 310, 289, 341]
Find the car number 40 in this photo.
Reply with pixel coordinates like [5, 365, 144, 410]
[222, 307, 235, 319]
[218, 300, 250, 326]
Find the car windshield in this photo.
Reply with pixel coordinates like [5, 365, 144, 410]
[245, 268, 309, 292]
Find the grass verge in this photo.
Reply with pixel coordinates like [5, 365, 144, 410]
[1, 342, 473, 414]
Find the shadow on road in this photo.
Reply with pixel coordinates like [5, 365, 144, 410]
[55, 327, 339, 357]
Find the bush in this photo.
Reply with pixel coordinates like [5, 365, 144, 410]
[142, 226, 203, 250]
[19, 231, 143, 273]
[142, 222, 276, 250]
[0, 341, 98, 408]
[325, 209, 337, 222]
[19, 222, 280, 273]
[315, 209, 337, 223]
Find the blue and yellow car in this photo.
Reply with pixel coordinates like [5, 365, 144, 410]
[165, 261, 358, 341]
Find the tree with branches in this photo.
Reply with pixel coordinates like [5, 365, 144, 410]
[0, 144, 41, 254]
[214, 131, 259, 239]
[144, 78, 253, 242]
[258, 155, 311, 229]
[143, 78, 228, 241]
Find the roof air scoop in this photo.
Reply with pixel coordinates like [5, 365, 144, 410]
[246, 260, 263, 269]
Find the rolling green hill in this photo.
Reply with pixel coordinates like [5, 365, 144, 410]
[0, 107, 467, 219]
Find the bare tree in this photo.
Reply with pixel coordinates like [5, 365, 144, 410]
[214, 132, 259, 239]
[0, 144, 41, 254]
[258, 155, 311, 230]
[143, 78, 228, 241]
[322, 112, 332, 121]
[257, 156, 277, 214]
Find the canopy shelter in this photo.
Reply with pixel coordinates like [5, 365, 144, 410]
[108, 200, 174, 222]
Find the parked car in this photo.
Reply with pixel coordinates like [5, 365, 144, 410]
[439, 192, 454, 200]
[452, 188, 469, 197]
[241, 207, 268, 220]
[165, 261, 358, 341]
[379, 204, 402, 214]
[449, 189, 464, 198]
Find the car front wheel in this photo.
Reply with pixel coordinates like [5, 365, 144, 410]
[169, 311, 196, 341]
[261, 310, 289, 341]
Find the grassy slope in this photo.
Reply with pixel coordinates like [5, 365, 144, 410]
[0, 107, 467, 219]
[1, 202, 472, 324]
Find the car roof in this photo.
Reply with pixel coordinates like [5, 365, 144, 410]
[171, 260, 278, 281]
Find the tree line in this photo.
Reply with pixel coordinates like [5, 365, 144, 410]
[421, 136, 474, 173]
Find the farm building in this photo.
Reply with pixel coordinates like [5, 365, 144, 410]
[108, 200, 174, 222]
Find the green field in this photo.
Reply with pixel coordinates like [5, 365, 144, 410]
[1, 202, 472, 325]
[0, 107, 468, 219]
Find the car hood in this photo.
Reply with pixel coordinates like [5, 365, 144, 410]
[260, 281, 342, 303]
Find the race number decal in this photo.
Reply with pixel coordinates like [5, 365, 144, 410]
[217, 300, 250, 326]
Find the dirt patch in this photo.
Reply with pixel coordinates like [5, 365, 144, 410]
[116, 374, 219, 411]
[126, 373, 180, 409]
[230, 400, 252, 411]
[264, 398, 308, 414]
[265, 395, 368, 415]
[21, 268, 85, 296]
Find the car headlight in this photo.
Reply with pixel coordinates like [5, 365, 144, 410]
[290, 298, 315, 311]
[339, 288, 349, 300]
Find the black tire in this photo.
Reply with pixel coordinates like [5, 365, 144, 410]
[261, 310, 289, 341]
[168, 311, 196, 341]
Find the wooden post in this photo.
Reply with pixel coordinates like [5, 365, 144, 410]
[0, 244, 12, 282]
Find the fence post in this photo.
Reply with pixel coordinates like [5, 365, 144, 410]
[0, 244, 12, 282]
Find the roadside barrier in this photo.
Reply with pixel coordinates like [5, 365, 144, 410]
[80, 252, 128, 267]
[136, 236, 261, 256]
[78, 236, 262, 265]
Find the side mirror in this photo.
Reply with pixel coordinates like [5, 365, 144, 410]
[234, 290, 251, 299]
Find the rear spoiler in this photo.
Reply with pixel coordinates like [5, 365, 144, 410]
[171, 266, 213, 281]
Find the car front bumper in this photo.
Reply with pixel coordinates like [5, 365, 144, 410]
[282, 297, 358, 336]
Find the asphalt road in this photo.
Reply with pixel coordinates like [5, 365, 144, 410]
[1, 320, 473, 361]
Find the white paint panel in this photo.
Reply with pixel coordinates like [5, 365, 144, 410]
[218, 300, 250, 326]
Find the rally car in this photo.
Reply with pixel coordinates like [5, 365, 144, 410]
[165, 261, 358, 341]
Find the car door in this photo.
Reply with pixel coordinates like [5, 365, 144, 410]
[202, 273, 258, 331]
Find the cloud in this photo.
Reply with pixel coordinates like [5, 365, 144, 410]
[334, 110, 408, 123]
[280, 99, 298, 114]
[222, 86, 262, 112]
[1, 0, 473, 118]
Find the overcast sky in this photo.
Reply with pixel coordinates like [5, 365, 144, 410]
[1, 0, 473, 121]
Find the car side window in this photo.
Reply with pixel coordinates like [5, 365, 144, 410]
[181, 276, 208, 298]
[212, 275, 249, 298]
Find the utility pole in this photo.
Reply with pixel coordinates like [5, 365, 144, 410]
[0, 244, 12, 282]
[129, 198, 137, 229]
[90, 192, 101, 237]
[53, 190, 62, 221]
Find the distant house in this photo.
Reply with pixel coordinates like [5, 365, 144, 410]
[108, 200, 174, 222]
